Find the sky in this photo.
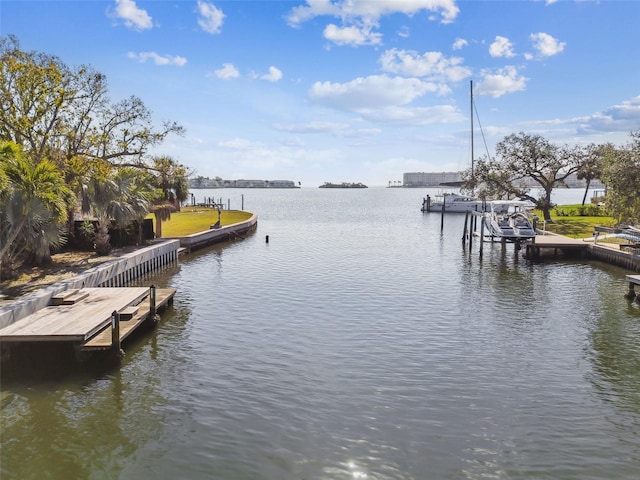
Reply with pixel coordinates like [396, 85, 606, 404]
[1, 0, 639, 187]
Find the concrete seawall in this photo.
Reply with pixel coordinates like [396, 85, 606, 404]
[0, 240, 181, 329]
[589, 244, 640, 272]
[0, 215, 258, 329]
[174, 214, 258, 252]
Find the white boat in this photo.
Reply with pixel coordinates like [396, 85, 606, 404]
[422, 192, 491, 213]
[484, 202, 537, 241]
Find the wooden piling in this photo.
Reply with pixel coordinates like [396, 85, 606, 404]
[111, 310, 124, 359]
[462, 211, 469, 245]
[479, 215, 485, 259]
[150, 284, 157, 316]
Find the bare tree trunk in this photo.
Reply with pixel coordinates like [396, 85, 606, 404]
[581, 179, 591, 205]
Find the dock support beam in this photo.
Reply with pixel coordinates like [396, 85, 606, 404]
[625, 282, 636, 302]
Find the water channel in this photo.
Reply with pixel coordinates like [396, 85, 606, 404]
[1, 187, 639, 479]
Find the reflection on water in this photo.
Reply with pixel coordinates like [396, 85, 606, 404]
[2, 188, 640, 479]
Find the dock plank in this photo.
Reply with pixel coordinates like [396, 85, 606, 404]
[82, 288, 176, 349]
[627, 275, 640, 286]
[0, 288, 150, 342]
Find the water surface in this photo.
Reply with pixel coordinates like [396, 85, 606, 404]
[2, 187, 639, 479]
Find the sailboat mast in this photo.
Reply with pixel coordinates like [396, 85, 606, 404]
[470, 80, 474, 177]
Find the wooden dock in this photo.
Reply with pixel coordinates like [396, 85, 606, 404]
[524, 233, 589, 259]
[0, 287, 176, 356]
[625, 275, 640, 302]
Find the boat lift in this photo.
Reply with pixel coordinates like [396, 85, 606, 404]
[462, 210, 536, 259]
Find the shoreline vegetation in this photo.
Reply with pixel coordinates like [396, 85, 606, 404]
[1, 207, 614, 297]
[319, 182, 368, 188]
[0, 208, 252, 302]
[0, 204, 631, 302]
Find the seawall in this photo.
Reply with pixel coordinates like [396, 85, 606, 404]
[0, 240, 181, 329]
[174, 214, 257, 252]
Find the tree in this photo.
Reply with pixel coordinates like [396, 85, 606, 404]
[79, 164, 151, 255]
[0, 35, 184, 170]
[463, 132, 586, 221]
[0, 141, 72, 277]
[577, 143, 607, 205]
[0, 35, 185, 254]
[600, 131, 640, 225]
[148, 156, 190, 238]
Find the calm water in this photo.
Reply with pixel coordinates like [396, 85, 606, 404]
[2, 188, 639, 480]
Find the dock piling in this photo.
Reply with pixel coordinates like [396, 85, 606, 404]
[111, 310, 124, 359]
[479, 215, 485, 259]
[624, 276, 638, 302]
[150, 285, 157, 316]
[462, 212, 469, 245]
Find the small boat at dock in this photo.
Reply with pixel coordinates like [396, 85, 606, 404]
[483, 201, 537, 242]
[421, 192, 511, 214]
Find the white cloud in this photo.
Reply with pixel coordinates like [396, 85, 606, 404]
[398, 26, 411, 38]
[489, 36, 515, 58]
[576, 96, 640, 133]
[286, 0, 460, 26]
[273, 121, 381, 138]
[113, 0, 152, 30]
[261, 66, 283, 82]
[357, 104, 463, 125]
[522, 96, 640, 142]
[213, 63, 240, 79]
[309, 74, 440, 111]
[307, 74, 463, 125]
[530, 32, 565, 57]
[452, 38, 468, 50]
[379, 48, 471, 83]
[323, 24, 382, 46]
[476, 66, 528, 98]
[273, 121, 350, 133]
[197, 0, 225, 34]
[127, 51, 187, 66]
[286, 0, 459, 47]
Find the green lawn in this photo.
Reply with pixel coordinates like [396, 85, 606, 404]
[534, 203, 616, 238]
[150, 207, 253, 237]
[153, 204, 617, 240]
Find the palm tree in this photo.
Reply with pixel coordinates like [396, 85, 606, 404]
[0, 141, 72, 277]
[149, 156, 190, 238]
[80, 167, 151, 255]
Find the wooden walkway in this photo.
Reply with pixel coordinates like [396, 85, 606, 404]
[525, 233, 589, 258]
[0, 287, 176, 350]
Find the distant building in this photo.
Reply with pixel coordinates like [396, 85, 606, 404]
[403, 172, 462, 187]
[189, 177, 298, 188]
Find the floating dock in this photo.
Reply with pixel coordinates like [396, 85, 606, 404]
[0, 286, 175, 361]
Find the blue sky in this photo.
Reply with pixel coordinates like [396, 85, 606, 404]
[2, 0, 639, 186]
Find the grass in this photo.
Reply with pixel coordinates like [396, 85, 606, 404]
[533, 203, 616, 238]
[149, 207, 253, 237]
[154, 203, 620, 240]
